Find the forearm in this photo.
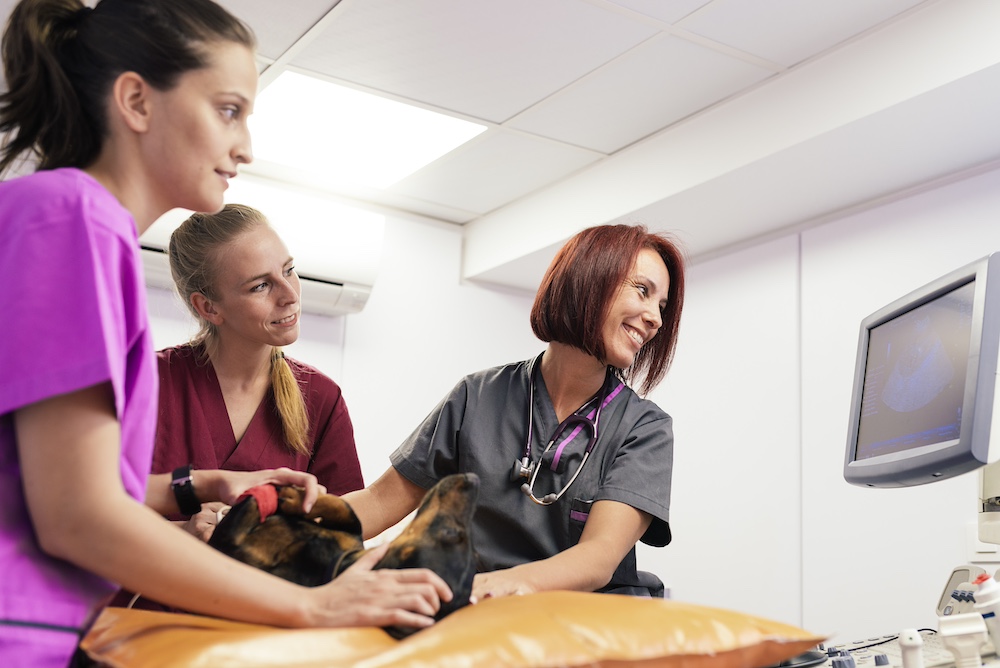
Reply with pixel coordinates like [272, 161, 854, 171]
[16, 388, 305, 626]
[473, 500, 652, 598]
[341, 486, 384, 539]
[145, 470, 235, 515]
[343, 467, 425, 540]
[479, 537, 627, 595]
[57, 492, 311, 627]
[146, 468, 325, 516]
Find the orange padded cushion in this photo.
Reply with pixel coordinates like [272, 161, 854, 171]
[81, 592, 824, 668]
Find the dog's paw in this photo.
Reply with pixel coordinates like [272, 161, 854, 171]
[275, 485, 308, 515]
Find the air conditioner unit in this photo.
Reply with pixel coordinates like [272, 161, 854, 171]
[138, 174, 384, 317]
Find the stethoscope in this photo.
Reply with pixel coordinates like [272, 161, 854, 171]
[511, 360, 625, 505]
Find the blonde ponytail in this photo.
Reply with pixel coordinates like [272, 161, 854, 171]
[270, 348, 310, 455]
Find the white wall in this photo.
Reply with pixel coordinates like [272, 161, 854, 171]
[646, 165, 1000, 643]
[639, 235, 804, 626]
[146, 164, 1000, 644]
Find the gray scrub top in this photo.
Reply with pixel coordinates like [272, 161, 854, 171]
[390, 354, 673, 594]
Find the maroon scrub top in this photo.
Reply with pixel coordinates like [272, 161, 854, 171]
[152, 344, 364, 496]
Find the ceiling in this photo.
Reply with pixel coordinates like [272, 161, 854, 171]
[3, 0, 1000, 292]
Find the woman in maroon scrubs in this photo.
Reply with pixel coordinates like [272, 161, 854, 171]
[154, 203, 365, 532]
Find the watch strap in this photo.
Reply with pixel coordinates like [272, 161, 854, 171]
[171, 465, 201, 516]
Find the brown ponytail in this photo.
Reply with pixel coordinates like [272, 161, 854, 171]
[170, 204, 311, 455]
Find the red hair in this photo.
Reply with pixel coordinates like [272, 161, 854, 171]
[530, 224, 686, 395]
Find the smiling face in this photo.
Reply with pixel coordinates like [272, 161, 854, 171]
[601, 248, 671, 370]
[143, 40, 257, 215]
[203, 224, 301, 349]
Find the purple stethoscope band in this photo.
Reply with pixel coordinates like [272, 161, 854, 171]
[549, 381, 625, 470]
[516, 356, 627, 506]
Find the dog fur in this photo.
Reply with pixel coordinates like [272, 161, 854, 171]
[208, 472, 479, 638]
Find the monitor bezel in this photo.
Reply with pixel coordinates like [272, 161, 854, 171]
[844, 253, 1000, 487]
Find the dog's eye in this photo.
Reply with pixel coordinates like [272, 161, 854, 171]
[438, 526, 465, 545]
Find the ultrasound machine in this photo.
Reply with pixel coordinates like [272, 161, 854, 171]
[785, 252, 1000, 668]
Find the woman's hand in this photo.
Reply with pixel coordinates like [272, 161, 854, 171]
[472, 570, 537, 600]
[305, 542, 454, 629]
[202, 467, 327, 513]
[179, 501, 229, 542]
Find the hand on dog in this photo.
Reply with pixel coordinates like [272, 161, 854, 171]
[210, 468, 327, 513]
[472, 570, 537, 600]
[181, 501, 228, 542]
[310, 542, 454, 630]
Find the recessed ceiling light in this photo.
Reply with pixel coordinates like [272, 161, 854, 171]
[249, 71, 488, 189]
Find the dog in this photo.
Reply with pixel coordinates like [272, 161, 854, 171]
[208, 472, 480, 639]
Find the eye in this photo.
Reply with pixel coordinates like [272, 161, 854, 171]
[634, 281, 648, 297]
[284, 265, 296, 277]
[250, 281, 268, 293]
[220, 105, 241, 121]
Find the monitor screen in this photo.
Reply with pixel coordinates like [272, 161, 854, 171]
[844, 253, 1000, 487]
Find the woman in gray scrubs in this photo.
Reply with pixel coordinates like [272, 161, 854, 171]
[345, 224, 685, 600]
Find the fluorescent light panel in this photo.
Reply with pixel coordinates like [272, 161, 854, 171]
[250, 71, 487, 189]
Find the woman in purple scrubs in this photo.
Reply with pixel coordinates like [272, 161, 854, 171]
[0, 1, 448, 665]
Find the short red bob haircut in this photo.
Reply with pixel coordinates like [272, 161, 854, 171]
[530, 224, 686, 395]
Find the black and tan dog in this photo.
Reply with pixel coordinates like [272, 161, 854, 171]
[208, 472, 479, 639]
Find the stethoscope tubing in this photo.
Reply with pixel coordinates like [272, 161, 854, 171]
[519, 359, 624, 505]
[549, 383, 625, 469]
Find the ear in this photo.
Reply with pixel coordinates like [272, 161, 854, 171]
[110, 71, 155, 133]
[191, 292, 224, 326]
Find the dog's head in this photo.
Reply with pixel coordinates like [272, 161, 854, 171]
[370, 472, 479, 638]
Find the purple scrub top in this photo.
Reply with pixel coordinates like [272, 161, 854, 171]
[0, 168, 157, 667]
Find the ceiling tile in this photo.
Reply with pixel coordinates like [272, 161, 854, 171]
[287, 0, 659, 122]
[215, 0, 342, 62]
[509, 34, 775, 154]
[677, 0, 929, 67]
[388, 129, 602, 215]
[604, 0, 714, 24]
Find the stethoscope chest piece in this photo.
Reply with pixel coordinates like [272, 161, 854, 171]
[511, 457, 533, 483]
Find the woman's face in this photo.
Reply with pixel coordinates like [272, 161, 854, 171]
[208, 224, 301, 349]
[601, 248, 670, 369]
[144, 41, 257, 215]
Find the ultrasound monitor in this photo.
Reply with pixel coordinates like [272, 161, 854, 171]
[844, 252, 1000, 488]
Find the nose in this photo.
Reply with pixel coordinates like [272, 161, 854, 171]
[644, 304, 662, 331]
[277, 274, 300, 305]
[234, 123, 253, 166]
